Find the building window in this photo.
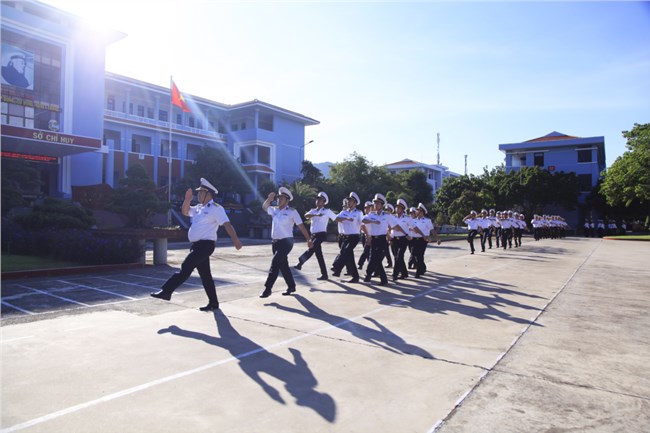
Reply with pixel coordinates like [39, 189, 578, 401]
[258, 146, 270, 165]
[240, 122, 246, 130]
[147, 107, 154, 119]
[240, 145, 255, 164]
[259, 114, 273, 131]
[578, 174, 593, 191]
[187, 144, 201, 161]
[131, 134, 151, 154]
[188, 117, 195, 128]
[577, 147, 592, 163]
[231, 123, 239, 131]
[197, 120, 203, 130]
[107, 97, 115, 110]
[129, 103, 134, 115]
[160, 139, 178, 157]
[534, 152, 544, 167]
[176, 113, 182, 125]
[137, 105, 145, 117]
[159, 110, 168, 122]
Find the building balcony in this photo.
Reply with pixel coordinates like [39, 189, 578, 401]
[104, 109, 227, 141]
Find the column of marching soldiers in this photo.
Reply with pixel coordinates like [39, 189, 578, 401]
[292, 190, 570, 286]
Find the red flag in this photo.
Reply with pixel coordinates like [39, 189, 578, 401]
[171, 80, 191, 113]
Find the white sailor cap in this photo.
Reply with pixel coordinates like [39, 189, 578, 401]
[409, 207, 417, 213]
[372, 193, 386, 204]
[317, 191, 329, 205]
[417, 203, 428, 214]
[278, 186, 293, 201]
[396, 198, 408, 209]
[348, 192, 360, 204]
[364, 201, 373, 208]
[196, 177, 218, 195]
[470, 210, 477, 215]
[385, 203, 395, 212]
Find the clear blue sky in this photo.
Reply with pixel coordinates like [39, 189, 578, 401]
[43, 0, 650, 175]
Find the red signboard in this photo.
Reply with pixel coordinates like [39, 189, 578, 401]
[1, 125, 101, 149]
[1, 151, 58, 163]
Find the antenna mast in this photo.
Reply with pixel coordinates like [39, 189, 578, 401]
[436, 132, 440, 165]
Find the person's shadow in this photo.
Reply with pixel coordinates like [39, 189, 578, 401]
[158, 311, 336, 422]
[267, 295, 434, 359]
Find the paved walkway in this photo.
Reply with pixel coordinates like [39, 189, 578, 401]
[1, 237, 649, 432]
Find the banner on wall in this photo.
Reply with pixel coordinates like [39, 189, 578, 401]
[1, 44, 34, 90]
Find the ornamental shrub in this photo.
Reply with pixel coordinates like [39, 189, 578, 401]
[2, 224, 142, 265]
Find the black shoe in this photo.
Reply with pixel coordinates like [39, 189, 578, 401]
[151, 290, 171, 301]
[282, 287, 296, 296]
[332, 272, 340, 277]
[363, 277, 372, 283]
[317, 275, 328, 281]
[294, 263, 302, 270]
[199, 303, 219, 311]
[470, 251, 474, 255]
[401, 274, 408, 280]
[385, 264, 392, 268]
[357, 265, 363, 270]
[378, 280, 388, 286]
[260, 288, 272, 298]
[347, 277, 359, 283]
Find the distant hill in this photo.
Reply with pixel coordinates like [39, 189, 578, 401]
[314, 161, 334, 178]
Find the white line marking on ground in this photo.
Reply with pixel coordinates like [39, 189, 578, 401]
[1, 335, 35, 343]
[1, 261, 520, 433]
[15, 285, 90, 307]
[0, 301, 35, 315]
[57, 280, 136, 300]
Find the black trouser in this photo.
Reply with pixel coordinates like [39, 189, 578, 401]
[264, 238, 295, 290]
[412, 237, 428, 276]
[486, 227, 494, 248]
[407, 239, 416, 269]
[161, 240, 218, 304]
[297, 232, 328, 277]
[383, 240, 393, 267]
[495, 227, 501, 247]
[502, 228, 512, 249]
[365, 236, 387, 282]
[333, 234, 360, 278]
[479, 229, 487, 251]
[391, 236, 409, 279]
[358, 234, 370, 268]
[467, 230, 478, 253]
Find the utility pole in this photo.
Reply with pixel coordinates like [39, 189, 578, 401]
[464, 154, 468, 175]
[436, 132, 440, 165]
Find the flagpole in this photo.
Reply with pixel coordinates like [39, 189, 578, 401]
[167, 76, 173, 225]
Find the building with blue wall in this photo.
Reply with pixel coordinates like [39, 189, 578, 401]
[499, 131, 606, 228]
[2, 0, 318, 205]
[499, 131, 606, 194]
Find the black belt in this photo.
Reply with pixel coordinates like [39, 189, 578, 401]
[371, 235, 385, 239]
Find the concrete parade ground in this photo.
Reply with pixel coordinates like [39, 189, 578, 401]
[1, 236, 649, 433]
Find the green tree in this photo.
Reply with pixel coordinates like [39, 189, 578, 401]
[600, 123, 650, 222]
[1, 158, 42, 214]
[109, 164, 170, 228]
[13, 197, 95, 229]
[289, 181, 318, 216]
[300, 160, 325, 188]
[328, 152, 397, 205]
[179, 146, 254, 201]
[393, 170, 433, 208]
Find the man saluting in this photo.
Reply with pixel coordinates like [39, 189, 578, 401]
[151, 178, 242, 311]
